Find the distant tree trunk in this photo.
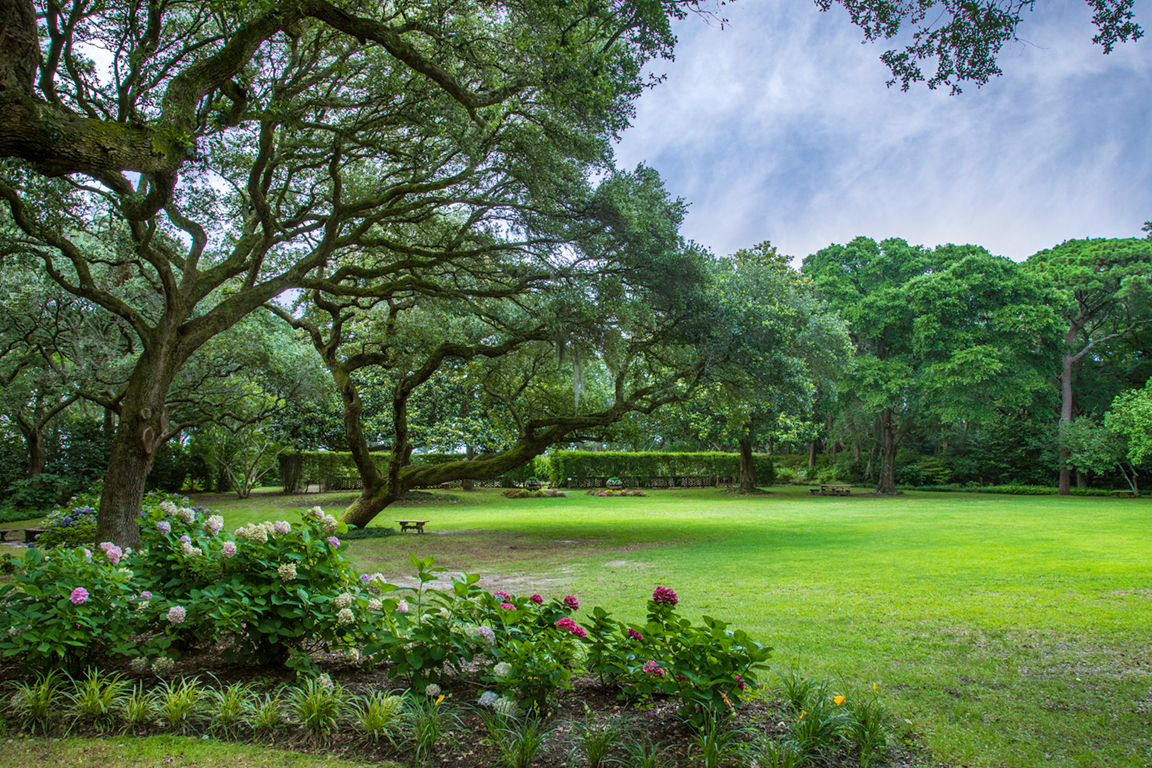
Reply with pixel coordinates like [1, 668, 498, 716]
[807, 441, 816, 469]
[462, 445, 475, 491]
[15, 412, 47, 479]
[1058, 346, 1075, 495]
[1076, 470, 1087, 489]
[738, 438, 755, 492]
[876, 408, 912, 495]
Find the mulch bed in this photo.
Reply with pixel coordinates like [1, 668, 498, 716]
[0, 644, 943, 768]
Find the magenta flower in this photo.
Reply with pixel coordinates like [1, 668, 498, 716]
[179, 535, 191, 543]
[734, 674, 746, 691]
[326, 536, 340, 548]
[139, 591, 153, 600]
[652, 586, 679, 606]
[529, 594, 543, 605]
[563, 594, 580, 611]
[642, 660, 664, 678]
[69, 587, 89, 605]
[493, 590, 512, 600]
[628, 628, 643, 642]
[555, 617, 587, 638]
[500, 602, 515, 610]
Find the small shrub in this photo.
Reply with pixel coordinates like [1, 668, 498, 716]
[120, 684, 156, 730]
[483, 712, 552, 768]
[8, 670, 66, 733]
[251, 691, 284, 734]
[573, 709, 628, 768]
[207, 681, 255, 738]
[68, 668, 128, 729]
[407, 693, 456, 763]
[351, 691, 405, 742]
[154, 676, 203, 733]
[288, 675, 346, 743]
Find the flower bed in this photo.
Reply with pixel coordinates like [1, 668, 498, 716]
[585, 489, 648, 497]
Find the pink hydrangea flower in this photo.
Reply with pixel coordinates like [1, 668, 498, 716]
[643, 660, 664, 677]
[156, 521, 171, 535]
[179, 535, 191, 543]
[221, 541, 237, 558]
[326, 536, 340, 548]
[273, 520, 291, 535]
[734, 674, 746, 691]
[139, 591, 153, 600]
[167, 605, 187, 624]
[628, 628, 643, 642]
[563, 594, 580, 611]
[69, 587, 89, 605]
[500, 602, 515, 610]
[493, 590, 512, 600]
[652, 586, 678, 606]
[529, 594, 543, 605]
[99, 542, 123, 565]
[555, 617, 587, 638]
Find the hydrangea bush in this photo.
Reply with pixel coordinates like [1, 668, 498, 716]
[2, 494, 772, 720]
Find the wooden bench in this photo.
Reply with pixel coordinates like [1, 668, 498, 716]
[396, 520, 429, 534]
[1113, 490, 1136, 498]
[0, 527, 46, 543]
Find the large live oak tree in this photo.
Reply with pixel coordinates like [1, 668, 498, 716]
[0, 0, 693, 545]
[0, 0, 1140, 544]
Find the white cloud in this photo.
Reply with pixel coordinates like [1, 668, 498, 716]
[615, 0, 1152, 262]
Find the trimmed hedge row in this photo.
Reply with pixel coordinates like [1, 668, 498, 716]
[541, 451, 775, 486]
[279, 451, 539, 493]
[913, 484, 1118, 496]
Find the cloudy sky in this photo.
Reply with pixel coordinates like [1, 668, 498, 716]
[613, 0, 1152, 263]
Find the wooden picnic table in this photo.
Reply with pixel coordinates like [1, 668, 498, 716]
[816, 484, 853, 497]
[396, 519, 429, 534]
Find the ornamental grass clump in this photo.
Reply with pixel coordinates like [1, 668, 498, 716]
[67, 668, 129, 729]
[207, 680, 256, 738]
[481, 712, 552, 768]
[7, 670, 65, 734]
[289, 675, 347, 744]
[154, 676, 204, 733]
[350, 691, 406, 742]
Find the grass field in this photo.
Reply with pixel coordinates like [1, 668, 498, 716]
[199, 485, 1152, 768]
[7, 486, 1149, 766]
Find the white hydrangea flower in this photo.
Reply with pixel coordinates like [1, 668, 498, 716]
[425, 683, 441, 698]
[159, 500, 177, 515]
[478, 691, 499, 707]
[307, 506, 324, 519]
[322, 515, 339, 535]
[129, 657, 150, 673]
[273, 520, 291, 535]
[117, 567, 133, 577]
[152, 657, 175, 676]
[396, 599, 409, 614]
[493, 662, 512, 678]
[334, 592, 352, 609]
[181, 541, 196, 556]
[343, 648, 362, 663]
[204, 515, 224, 535]
[337, 607, 355, 625]
[494, 696, 519, 716]
[278, 563, 297, 581]
[7, 625, 19, 637]
[176, 506, 196, 524]
[367, 598, 383, 612]
[316, 673, 335, 691]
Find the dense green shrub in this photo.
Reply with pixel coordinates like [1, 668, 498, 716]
[912, 484, 1115, 496]
[542, 451, 775, 486]
[279, 451, 541, 492]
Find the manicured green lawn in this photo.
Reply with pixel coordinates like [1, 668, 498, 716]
[91, 487, 1152, 766]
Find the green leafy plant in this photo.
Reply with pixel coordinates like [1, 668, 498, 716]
[7, 670, 66, 733]
[119, 684, 155, 731]
[67, 668, 128, 729]
[350, 691, 406, 742]
[207, 680, 255, 738]
[482, 712, 552, 768]
[251, 691, 284, 735]
[288, 676, 346, 744]
[846, 689, 894, 767]
[692, 714, 752, 768]
[623, 735, 673, 768]
[406, 692, 455, 763]
[154, 676, 204, 733]
[572, 708, 627, 768]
